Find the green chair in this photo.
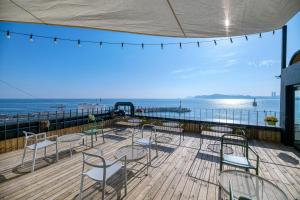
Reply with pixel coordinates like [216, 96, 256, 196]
[82, 120, 105, 147]
[220, 134, 259, 175]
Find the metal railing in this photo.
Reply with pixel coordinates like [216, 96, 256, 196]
[0, 106, 114, 140]
[134, 106, 280, 128]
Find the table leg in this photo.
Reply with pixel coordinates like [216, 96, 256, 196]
[70, 143, 72, 157]
[91, 135, 94, 148]
[146, 153, 149, 176]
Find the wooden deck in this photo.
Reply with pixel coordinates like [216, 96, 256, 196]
[0, 128, 299, 200]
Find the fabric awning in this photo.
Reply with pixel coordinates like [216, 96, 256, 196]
[0, 0, 299, 38]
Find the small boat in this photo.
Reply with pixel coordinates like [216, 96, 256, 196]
[252, 98, 257, 107]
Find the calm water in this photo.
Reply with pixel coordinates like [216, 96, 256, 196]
[0, 98, 280, 126]
[0, 98, 280, 114]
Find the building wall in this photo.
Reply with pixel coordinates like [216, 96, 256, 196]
[280, 62, 300, 144]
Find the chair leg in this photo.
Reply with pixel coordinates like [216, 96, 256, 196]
[102, 130, 105, 143]
[80, 175, 84, 200]
[44, 147, 47, 159]
[32, 148, 37, 172]
[220, 162, 223, 173]
[56, 142, 58, 161]
[21, 147, 27, 166]
[149, 146, 152, 166]
[124, 164, 127, 195]
[102, 181, 106, 200]
[155, 141, 158, 157]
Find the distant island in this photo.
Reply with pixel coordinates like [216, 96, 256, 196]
[194, 94, 280, 99]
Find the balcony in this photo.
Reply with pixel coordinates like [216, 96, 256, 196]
[0, 113, 299, 199]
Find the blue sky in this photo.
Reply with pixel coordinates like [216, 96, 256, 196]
[0, 12, 299, 99]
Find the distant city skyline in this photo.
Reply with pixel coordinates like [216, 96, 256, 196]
[0, 13, 299, 98]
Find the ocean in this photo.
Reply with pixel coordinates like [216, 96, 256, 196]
[0, 98, 280, 114]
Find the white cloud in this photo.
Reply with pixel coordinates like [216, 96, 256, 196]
[248, 59, 279, 68]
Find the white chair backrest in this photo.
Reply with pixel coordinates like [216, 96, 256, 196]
[23, 131, 47, 145]
[141, 124, 155, 138]
[82, 152, 107, 182]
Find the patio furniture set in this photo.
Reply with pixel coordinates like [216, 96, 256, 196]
[20, 119, 287, 200]
[216, 127, 287, 199]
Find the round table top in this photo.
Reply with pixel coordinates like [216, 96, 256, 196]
[58, 133, 83, 142]
[210, 126, 233, 133]
[128, 119, 142, 123]
[162, 122, 180, 127]
[219, 170, 288, 200]
[155, 135, 173, 144]
[115, 145, 147, 162]
[83, 129, 99, 135]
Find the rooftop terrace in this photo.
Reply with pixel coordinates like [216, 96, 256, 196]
[0, 126, 299, 200]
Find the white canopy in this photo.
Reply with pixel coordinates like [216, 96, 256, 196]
[0, 0, 299, 38]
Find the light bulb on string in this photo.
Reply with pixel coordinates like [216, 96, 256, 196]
[121, 42, 124, 48]
[273, 30, 275, 35]
[230, 38, 233, 43]
[259, 33, 262, 38]
[29, 34, 33, 42]
[161, 43, 164, 50]
[99, 41, 102, 48]
[53, 37, 58, 44]
[179, 42, 182, 49]
[6, 31, 10, 39]
[214, 40, 217, 45]
[77, 40, 81, 47]
[141, 43, 144, 49]
[245, 35, 248, 41]
[197, 41, 200, 47]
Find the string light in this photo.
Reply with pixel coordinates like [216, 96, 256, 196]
[0, 29, 278, 50]
[29, 34, 33, 42]
[6, 31, 10, 39]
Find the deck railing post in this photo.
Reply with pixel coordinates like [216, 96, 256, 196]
[55, 111, 58, 130]
[28, 113, 31, 132]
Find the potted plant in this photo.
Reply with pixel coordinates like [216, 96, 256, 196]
[264, 115, 278, 126]
[88, 114, 95, 122]
[40, 120, 50, 132]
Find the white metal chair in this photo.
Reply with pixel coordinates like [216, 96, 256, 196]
[131, 124, 158, 165]
[80, 150, 127, 200]
[21, 131, 58, 172]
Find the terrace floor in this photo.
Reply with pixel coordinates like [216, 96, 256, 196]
[0, 128, 299, 200]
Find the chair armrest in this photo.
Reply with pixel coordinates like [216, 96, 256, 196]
[249, 146, 259, 167]
[248, 146, 258, 156]
[46, 135, 58, 141]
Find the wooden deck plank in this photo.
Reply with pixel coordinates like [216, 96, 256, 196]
[0, 129, 299, 200]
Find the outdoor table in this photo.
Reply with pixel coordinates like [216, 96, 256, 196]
[115, 145, 149, 175]
[83, 128, 104, 148]
[219, 170, 288, 200]
[210, 126, 233, 133]
[208, 126, 233, 154]
[127, 119, 142, 130]
[153, 121, 183, 143]
[58, 133, 83, 158]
